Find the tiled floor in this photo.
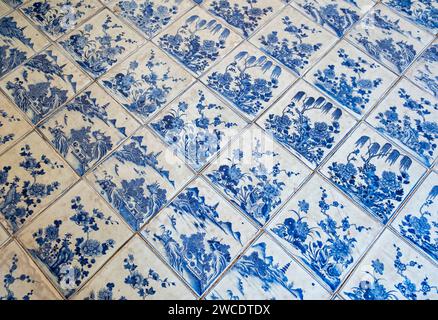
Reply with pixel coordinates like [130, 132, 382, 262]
[0, 0, 436, 301]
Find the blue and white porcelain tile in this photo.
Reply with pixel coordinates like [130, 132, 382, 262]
[0, 240, 61, 299]
[0, 45, 92, 124]
[18, 181, 132, 298]
[20, 0, 103, 40]
[202, 42, 296, 120]
[0, 132, 78, 234]
[347, 4, 434, 75]
[58, 9, 144, 79]
[153, 6, 243, 77]
[0, 11, 49, 78]
[206, 233, 331, 300]
[141, 177, 258, 296]
[108, 0, 195, 39]
[382, 0, 438, 34]
[366, 78, 438, 167]
[391, 171, 437, 263]
[88, 128, 194, 231]
[204, 125, 311, 226]
[73, 235, 196, 300]
[250, 6, 338, 76]
[405, 39, 438, 98]
[268, 174, 381, 291]
[203, 0, 286, 39]
[0, 93, 32, 155]
[340, 229, 438, 300]
[0, 0, 437, 301]
[0, 225, 9, 248]
[305, 40, 398, 118]
[257, 79, 356, 169]
[149, 81, 248, 171]
[38, 83, 140, 176]
[292, 0, 375, 38]
[320, 123, 426, 224]
[99, 42, 195, 123]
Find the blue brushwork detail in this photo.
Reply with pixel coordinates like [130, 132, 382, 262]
[327, 134, 413, 223]
[207, 51, 282, 117]
[272, 187, 371, 290]
[263, 90, 343, 167]
[0, 144, 63, 232]
[29, 196, 119, 297]
[345, 244, 438, 300]
[84, 254, 176, 300]
[159, 14, 231, 74]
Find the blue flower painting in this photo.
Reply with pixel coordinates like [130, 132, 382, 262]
[323, 125, 424, 224]
[261, 85, 345, 167]
[394, 173, 438, 262]
[22, 0, 100, 39]
[158, 11, 236, 75]
[205, 48, 288, 118]
[60, 11, 141, 78]
[111, 0, 192, 38]
[369, 80, 438, 167]
[207, 0, 277, 38]
[344, 232, 438, 300]
[101, 45, 193, 122]
[150, 83, 245, 170]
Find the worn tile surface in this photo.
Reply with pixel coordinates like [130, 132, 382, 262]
[0, 0, 436, 300]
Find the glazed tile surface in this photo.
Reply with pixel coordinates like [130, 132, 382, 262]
[0, 0, 436, 300]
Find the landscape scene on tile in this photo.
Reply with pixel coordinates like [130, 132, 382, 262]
[0, 0, 437, 301]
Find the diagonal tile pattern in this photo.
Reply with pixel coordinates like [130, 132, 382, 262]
[0, 0, 436, 300]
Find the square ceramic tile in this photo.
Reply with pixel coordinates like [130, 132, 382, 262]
[58, 9, 144, 78]
[149, 82, 247, 171]
[320, 123, 426, 224]
[108, 0, 194, 39]
[154, 6, 243, 76]
[405, 40, 438, 98]
[204, 125, 311, 226]
[383, 0, 438, 34]
[203, 0, 286, 38]
[392, 171, 437, 262]
[141, 178, 257, 296]
[0, 132, 77, 233]
[99, 43, 195, 123]
[206, 233, 331, 300]
[89, 127, 195, 231]
[341, 229, 438, 300]
[18, 181, 132, 298]
[268, 174, 381, 291]
[292, 0, 375, 37]
[0, 93, 32, 155]
[0, 241, 61, 299]
[250, 6, 337, 76]
[366, 78, 438, 167]
[347, 5, 434, 74]
[73, 236, 196, 300]
[20, 0, 102, 40]
[202, 42, 296, 120]
[0, 11, 49, 78]
[0, 225, 9, 247]
[39, 83, 140, 176]
[0, 46, 91, 124]
[305, 40, 398, 118]
[257, 79, 356, 169]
